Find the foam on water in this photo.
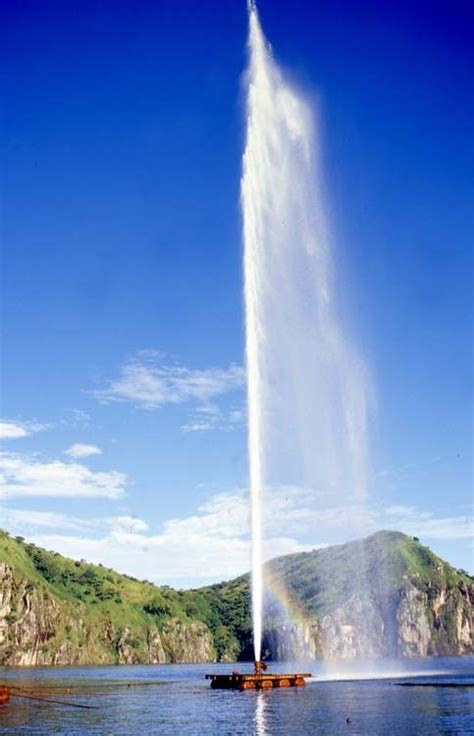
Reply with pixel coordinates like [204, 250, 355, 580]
[309, 670, 452, 683]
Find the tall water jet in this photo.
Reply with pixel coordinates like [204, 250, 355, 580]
[242, 4, 370, 663]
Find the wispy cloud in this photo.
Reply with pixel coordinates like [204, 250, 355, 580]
[0, 420, 50, 440]
[381, 505, 473, 540]
[62, 409, 91, 428]
[282, 498, 474, 541]
[1, 510, 149, 537]
[2, 486, 471, 585]
[375, 456, 443, 480]
[1, 508, 95, 533]
[28, 531, 311, 586]
[0, 452, 126, 499]
[64, 443, 102, 459]
[264, 491, 474, 542]
[9, 488, 313, 583]
[90, 352, 245, 429]
[106, 515, 149, 534]
[181, 406, 246, 433]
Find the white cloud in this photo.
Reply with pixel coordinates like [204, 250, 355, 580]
[162, 491, 249, 540]
[106, 516, 149, 533]
[2, 483, 471, 585]
[64, 443, 102, 459]
[381, 505, 473, 540]
[259, 492, 474, 542]
[181, 419, 217, 432]
[385, 505, 420, 516]
[90, 352, 245, 415]
[20, 488, 313, 583]
[0, 423, 28, 440]
[181, 406, 246, 433]
[0, 452, 126, 499]
[0, 420, 49, 440]
[1, 508, 94, 533]
[29, 530, 311, 585]
[1, 509, 150, 537]
[62, 409, 91, 428]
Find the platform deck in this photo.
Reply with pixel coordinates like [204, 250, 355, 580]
[205, 673, 311, 690]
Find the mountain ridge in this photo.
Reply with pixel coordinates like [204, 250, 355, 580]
[0, 529, 472, 665]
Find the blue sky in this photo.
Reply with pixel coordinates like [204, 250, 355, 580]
[1, 0, 472, 584]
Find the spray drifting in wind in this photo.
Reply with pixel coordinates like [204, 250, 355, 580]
[242, 5, 370, 662]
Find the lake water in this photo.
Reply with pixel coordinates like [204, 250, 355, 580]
[0, 657, 473, 735]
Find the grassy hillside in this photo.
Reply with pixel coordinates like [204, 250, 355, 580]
[1, 529, 188, 626]
[265, 530, 473, 620]
[0, 529, 472, 663]
[0, 530, 249, 661]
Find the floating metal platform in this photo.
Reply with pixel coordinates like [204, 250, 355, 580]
[206, 663, 311, 690]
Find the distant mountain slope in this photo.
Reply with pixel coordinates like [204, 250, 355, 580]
[261, 531, 473, 658]
[0, 529, 472, 665]
[0, 530, 216, 666]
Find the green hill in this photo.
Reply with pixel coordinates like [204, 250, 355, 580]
[0, 529, 471, 665]
[261, 531, 473, 658]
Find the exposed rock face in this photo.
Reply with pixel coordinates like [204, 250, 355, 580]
[259, 532, 473, 661]
[263, 579, 473, 660]
[146, 627, 167, 664]
[0, 563, 215, 666]
[0, 562, 83, 666]
[0, 531, 472, 665]
[397, 580, 473, 656]
[160, 620, 214, 663]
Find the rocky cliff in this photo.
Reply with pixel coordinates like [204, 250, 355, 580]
[0, 532, 216, 666]
[0, 530, 472, 665]
[263, 580, 473, 660]
[0, 559, 215, 666]
[261, 532, 473, 659]
[0, 559, 214, 666]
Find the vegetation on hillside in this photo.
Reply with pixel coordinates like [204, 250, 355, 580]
[0, 529, 252, 661]
[265, 530, 473, 620]
[0, 528, 471, 662]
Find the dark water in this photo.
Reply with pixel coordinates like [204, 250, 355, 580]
[0, 657, 472, 735]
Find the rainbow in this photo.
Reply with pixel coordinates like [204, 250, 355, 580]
[263, 566, 312, 638]
[261, 567, 320, 661]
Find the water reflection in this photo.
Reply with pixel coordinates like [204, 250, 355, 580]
[0, 660, 471, 735]
[254, 692, 268, 735]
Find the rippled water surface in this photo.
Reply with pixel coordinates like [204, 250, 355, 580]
[1, 657, 473, 735]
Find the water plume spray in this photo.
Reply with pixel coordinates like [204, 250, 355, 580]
[242, 4, 370, 664]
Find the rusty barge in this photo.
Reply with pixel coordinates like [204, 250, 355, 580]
[206, 661, 311, 690]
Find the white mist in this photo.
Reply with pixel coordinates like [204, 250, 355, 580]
[242, 3, 370, 662]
